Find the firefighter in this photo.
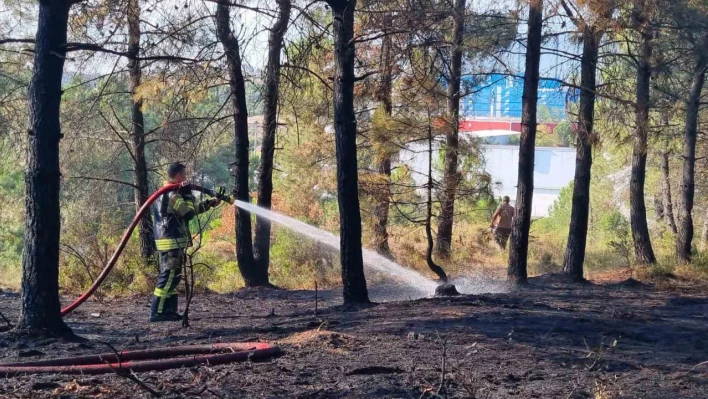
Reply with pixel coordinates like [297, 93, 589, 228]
[149, 162, 225, 322]
[490, 196, 515, 249]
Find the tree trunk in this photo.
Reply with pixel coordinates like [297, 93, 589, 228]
[661, 148, 677, 234]
[676, 43, 707, 262]
[372, 153, 392, 255]
[15, 0, 73, 336]
[253, 0, 291, 285]
[216, 3, 259, 285]
[508, 0, 543, 284]
[329, 0, 370, 304]
[127, 0, 155, 261]
[426, 115, 448, 282]
[371, 25, 393, 257]
[629, 3, 656, 264]
[562, 24, 601, 282]
[435, 0, 465, 257]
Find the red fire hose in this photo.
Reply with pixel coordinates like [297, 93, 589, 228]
[61, 183, 233, 316]
[0, 342, 282, 375]
[60, 183, 182, 316]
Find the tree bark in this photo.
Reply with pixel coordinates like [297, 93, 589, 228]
[371, 24, 393, 257]
[253, 0, 291, 285]
[676, 38, 707, 262]
[372, 152, 392, 255]
[508, 0, 543, 284]
[661, 148, 677, 234]
[328, 0, 370, 304]
[562, 24, 602, 282]
[629, 2, 656, 264]
[435, 0, 465, 257]
[426, 116, 448, 282]
[127, 0, 155, 261]
[16, 0, 73, 336]
[216, 3, 259, 285]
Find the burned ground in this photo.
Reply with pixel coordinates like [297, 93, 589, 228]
[1, 278, 707, 398]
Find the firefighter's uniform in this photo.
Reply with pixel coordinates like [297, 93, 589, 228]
[149, 185, 218, 321]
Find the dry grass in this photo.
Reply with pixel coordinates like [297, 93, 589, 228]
[5, 216, 708, 295]
[386, 223, 507, 280]
[0, 268, 20, 291]
[278, 329, 360, 355]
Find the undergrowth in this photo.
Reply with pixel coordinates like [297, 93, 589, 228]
[3, 185, 708, 295]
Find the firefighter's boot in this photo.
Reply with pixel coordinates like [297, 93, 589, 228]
[149, 295, 181, 322]
[166, 295, 183, 319]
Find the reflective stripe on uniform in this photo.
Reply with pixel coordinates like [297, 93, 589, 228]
[156, 269, 176, 313]
[172, 198, 186, 210]
[171, 195, 196, 218]
[164, 269, 177, 295]
[154, 283, 178, 298]
[155, 237, 190, 251]
[157, 297, 167, 314]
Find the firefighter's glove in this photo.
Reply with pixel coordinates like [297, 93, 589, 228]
[214, 186, 227, 199]
[210, 198, 222, 208]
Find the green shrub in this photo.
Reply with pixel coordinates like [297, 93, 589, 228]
[204, 259, 244, 293]
[269, 227, 339, 289]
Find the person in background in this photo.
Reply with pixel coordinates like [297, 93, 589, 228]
[149, 162, 224, 322]
[490, 196, 515, 249]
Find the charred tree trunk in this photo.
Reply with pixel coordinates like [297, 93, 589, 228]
[328, 0, 370, 304]
[435, 0, 465, 257]
[676, 40, 707, 262]
[426, 116, 448, 282]
[371, 25, 393, 257]
[661, 148, 677, 234]
[216, 3, 259, 286]
[629, 3, 656, 264]
[127, 0, 155, 261]
[253, 0, 291, 285]
[562, 24, 602, 282]
[15, 0, 73, 336]
[508, 0, 543, 284]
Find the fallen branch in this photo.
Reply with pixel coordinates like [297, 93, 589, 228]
[437, 339, 448, 396]
[107, 363, 162, 398]
[688, 360, 708, 374]
[96, 341, 162, 397]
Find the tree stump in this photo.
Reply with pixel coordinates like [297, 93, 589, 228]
[435, 284, 460, 297]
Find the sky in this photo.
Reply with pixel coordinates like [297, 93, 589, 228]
[0, 0, 579, 85]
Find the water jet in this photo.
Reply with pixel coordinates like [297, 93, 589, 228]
[234, 200, 440, 294]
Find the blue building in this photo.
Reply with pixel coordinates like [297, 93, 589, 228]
[461, 74, 571, 121]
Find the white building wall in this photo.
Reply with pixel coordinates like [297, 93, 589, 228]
[398, 143, 576, 218]
[482, 145, 576, 217]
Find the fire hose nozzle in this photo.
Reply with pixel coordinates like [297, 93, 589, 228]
[208, 188, 235, 205]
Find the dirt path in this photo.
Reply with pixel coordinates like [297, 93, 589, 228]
[1, 277, 707, 398]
